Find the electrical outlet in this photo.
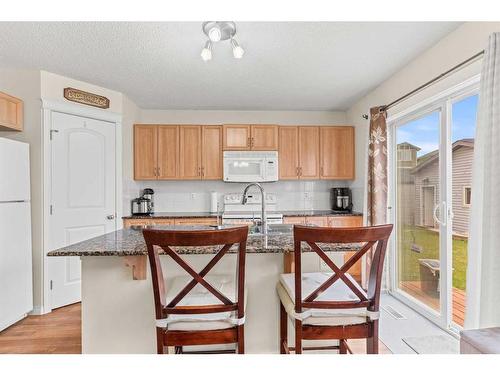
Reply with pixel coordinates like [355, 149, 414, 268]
[303, 192, 312, 199]
[190, 193, 196, 200]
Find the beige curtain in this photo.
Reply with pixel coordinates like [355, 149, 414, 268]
[365, 106, 388, 285]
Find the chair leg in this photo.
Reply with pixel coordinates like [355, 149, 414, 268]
[156, 327, 165, 354]
[367, 321, 379, 354]
[280, 301, 288, 354]
[339, 339, 348, 354]
[295, 320, 302, 354]
[237, 325, 245, 354]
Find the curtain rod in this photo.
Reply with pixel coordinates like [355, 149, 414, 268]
[361, 49, 485, 119]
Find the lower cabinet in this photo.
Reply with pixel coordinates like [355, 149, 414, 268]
[123, 217, 217, 228]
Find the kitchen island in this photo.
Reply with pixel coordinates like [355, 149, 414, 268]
[48, 225, 360, 354]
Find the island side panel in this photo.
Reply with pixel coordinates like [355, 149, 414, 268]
[81, 252, 343, 354]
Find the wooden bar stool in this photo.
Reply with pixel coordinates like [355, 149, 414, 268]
[143, 226, 248, 354]
[277, 224, 393, 354]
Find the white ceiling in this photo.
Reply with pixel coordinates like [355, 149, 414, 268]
[0, 22, 461, 111]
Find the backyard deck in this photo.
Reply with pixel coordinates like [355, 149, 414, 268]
[400, 281, 466, 326]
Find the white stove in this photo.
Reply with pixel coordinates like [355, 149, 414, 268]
[222, 193, 283, 225]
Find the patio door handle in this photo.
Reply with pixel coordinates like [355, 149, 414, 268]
[433, 202, 446, 227]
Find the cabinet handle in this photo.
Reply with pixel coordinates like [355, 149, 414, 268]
[157, 167, 160, 177]
[299, 167, 303, 176]
[247, 137, 251, 147]
[296, 166, 299, 177]
[201, 166, 204, 178]
[251, 137, 254, 147]
[321, 166, 324, 176]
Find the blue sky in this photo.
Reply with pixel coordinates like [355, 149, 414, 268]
[396, 94, 478, 157]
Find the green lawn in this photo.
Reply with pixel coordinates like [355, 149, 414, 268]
[398, 226, 468, 290]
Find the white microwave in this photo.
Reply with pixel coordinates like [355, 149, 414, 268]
[223, 151, 279, 182]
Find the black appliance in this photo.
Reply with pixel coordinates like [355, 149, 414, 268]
[331, 187, 353, 213]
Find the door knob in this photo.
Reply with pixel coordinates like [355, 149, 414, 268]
[106, 214, 115, 220]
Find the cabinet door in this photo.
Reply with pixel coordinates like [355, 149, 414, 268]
[134, 125, 157, 180]
[223, 125, 251, 150]
[305, 216, 328, 226]
[174, 218, 218, 225]
[278, 126, 299, 180]
[327, 215, 363, 283]
[283, 216, 305, 225]
[0, 91, 23, 131]
[251, 125, 278, 150]
[123, 219, 153, 228]
[327, 216, 362, 227]
[320, 126, 355, 180]
[157, 126, 179, 179]
[179, 126, 202, 179]
[202, 126, 223, 180]
[151, 219, 175, 226]
[298, 126, 320, 179]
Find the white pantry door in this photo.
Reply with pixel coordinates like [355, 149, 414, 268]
[49, 111, 116, 309]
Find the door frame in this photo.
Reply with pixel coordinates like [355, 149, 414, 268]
[386, 75, 479, 333]
[39, 98, 122, 315]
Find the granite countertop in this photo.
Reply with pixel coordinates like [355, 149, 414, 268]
[47, 225, 361, 257]
[123, 210, 362, 219]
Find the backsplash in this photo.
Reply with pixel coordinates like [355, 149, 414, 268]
[123, 180, 351, 215]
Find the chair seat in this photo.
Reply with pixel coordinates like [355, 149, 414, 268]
[277, 272, 378, 326]
[158, 274, 246, 331]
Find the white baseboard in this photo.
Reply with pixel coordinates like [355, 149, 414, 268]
[0, 313, 27, 332]
[30, 305, 51, 315]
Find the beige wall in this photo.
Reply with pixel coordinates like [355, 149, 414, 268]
[346, 22, 500, 213]
[40, 71, 123, 113]
[0, 66, 43, 310]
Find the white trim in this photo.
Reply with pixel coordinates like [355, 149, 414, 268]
[462, 186, 472, 207]
[40, 99, 122, 315]
[386, 74, 480, 124]
[41, 99, 121, 123]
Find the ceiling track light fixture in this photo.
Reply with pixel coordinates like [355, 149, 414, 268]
[201, 21, 244, 61]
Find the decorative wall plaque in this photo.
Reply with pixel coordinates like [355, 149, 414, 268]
[63, 87, 110, 109]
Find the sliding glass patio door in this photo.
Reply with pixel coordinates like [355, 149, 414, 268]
[389, 81, 478, 332]
[393, 108, 448, 324]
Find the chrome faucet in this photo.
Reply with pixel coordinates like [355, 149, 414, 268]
[242, 183, 267, 235]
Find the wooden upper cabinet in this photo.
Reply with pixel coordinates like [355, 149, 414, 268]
[279, 126, 299, 180]
[298, 126, 320, 179]
[320, 126, 355, 180]
[179, 125, 202, 179]
[202, 126, 223, 180]
[251, 125, 278, 150]
[0, 91, 23, 131]
[157, 126, 179, 179]
[134, 125, 157, 180]
[223, 125, 251, 150]
[223, 124, 278, 150]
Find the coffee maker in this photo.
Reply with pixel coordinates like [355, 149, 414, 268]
[331, 187, 353, 213]
[130, 188, 154, 216]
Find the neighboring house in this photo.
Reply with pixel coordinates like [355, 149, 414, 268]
[410, 139, 474, 236]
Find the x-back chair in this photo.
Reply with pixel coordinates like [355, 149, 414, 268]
[143, 226, 248, 354]
[277, 224, 393, 354]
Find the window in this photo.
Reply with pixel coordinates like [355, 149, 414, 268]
[463, 186, 472, 207]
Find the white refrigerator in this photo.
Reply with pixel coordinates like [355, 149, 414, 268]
[0, 137, 33, 332]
